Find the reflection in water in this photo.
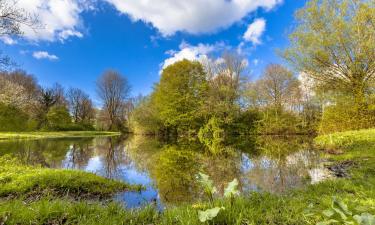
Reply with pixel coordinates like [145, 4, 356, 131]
[0, 135, 324, 208]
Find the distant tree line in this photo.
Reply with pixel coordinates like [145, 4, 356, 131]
[0, 70, 132, 132]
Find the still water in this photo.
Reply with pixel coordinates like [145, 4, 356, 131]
[0, 135, 325, 208]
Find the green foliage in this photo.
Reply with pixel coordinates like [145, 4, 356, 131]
[45, 106, 72, 130]
[198, 116, 225, 154]
[224, 178, 240, 198]
[319, 101, 375, 134]
[0, 131, 120, 140]
[153, 60, 208, 133]
[283, 0, 375, 111]
[198, 207, 225, 223]
[0, 156, 142, 199]
[197, 172, 218, 203]
[305, 198, 375, 225]
[0, 104, 31, 132]
[315, 128, 375, 149]
[256, 107, 304, 134]
[131, 97, 163, 134]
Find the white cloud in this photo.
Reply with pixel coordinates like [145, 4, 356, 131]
[0, 36, 17, 45]
[106, 0, 282, 36]
[253, 59, 259, 66]
[32, 51, 59, 60]
[243, 18, 266, 45]
[15, 0, 87, 42]
[160, 42, 224, 73]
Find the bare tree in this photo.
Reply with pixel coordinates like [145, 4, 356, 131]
[0, 0, 39, 36]
[0, 0, 40, 70]
[67, 87, 95, 124]
[96, 70, 131, 131]
[256, 64, 300, 110]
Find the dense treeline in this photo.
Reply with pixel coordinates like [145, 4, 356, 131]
[0, 70, 132, 132]
[131, 0, 375, 144]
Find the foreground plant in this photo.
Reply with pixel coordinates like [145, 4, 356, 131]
[196, 173, 240, 223]
[305, 197, 375, 225]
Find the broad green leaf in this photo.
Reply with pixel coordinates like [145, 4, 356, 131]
[333, 198, 352, 216]
[323, 209, 335, 218]
[198, 172, 217, 194]
[224, 178, 239, 198]
[198, 207, 224, 222]
[353, 213, 375, 225]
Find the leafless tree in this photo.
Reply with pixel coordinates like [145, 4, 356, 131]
[256, 64, 300, 110]
[67, 87, 95, 124]
[96, 70, 131, 131]
[0, 0, 41, 70]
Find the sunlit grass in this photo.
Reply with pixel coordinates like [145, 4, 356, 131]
[0, 156, 142, 200]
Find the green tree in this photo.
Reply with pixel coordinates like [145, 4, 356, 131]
[284, 0, 375, 115]
[153, 59, 208, 134]
[46, 106, 72, 130]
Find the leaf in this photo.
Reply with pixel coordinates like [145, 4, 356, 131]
[353, 213, 375, 225]
[323, 209, 335, 218]
[333, 198, 352, 216]
[224, 178, 239, 198]
[198, 172, 217, 194]
[198, 207, 224, 222]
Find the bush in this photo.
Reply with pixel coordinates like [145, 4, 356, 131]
[45, 106, 73, 131]
[256, 108, 303, 134]
[0, 104, 30, 131]
[319, 103, 375, 134]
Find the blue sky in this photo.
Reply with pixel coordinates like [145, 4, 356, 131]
[1, 0, 307, 102]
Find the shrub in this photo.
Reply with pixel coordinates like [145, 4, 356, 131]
[0, 104, 30, 131]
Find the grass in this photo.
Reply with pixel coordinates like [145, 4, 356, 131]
[0, 131, 121, 140]
[0, 156, 142, 200]
[0, 128, 375, 224]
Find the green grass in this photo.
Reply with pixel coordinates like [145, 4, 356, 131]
[0, 131, 121, 140]
[0, 156, 142, 200]
[0, 129, 374, 224]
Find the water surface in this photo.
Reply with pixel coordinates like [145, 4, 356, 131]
[0, 135, 324, 208]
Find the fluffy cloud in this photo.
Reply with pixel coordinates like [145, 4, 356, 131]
[15, 0, 87, 42]
[106, 0, 282, 36]
[160, 42, 224, 73]
[243, 18, 266, 45]
[32, 51, 59, 60]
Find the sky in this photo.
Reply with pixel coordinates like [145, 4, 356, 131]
[0, 0, 307, 102]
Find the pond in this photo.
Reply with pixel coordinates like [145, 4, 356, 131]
[0, 135, 326, 209]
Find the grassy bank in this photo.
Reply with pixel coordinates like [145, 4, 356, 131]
[0, 131, 121, 140]
[1, 129, 375, 224]
[0, 156, 142, 200]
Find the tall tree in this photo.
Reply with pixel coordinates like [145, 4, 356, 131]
[67, 87, 95, 125]
[153, 59, 208, 133]
[256, 64, 300, 110]
[96, 70, 131, 131]
[283, 0, 375, 112]
[203, 52, 248, 120]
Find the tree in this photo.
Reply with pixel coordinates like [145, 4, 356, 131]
[46, 106, 72, 130]
[153, 59, 208, 133]
[256, 64, 300, 111]
[0, 0, 40, 70]
[96, 70, 131, 131]
[67, 87, 95, 125]
[203, 53, 248, 120]
[283, 0, 375, 113]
